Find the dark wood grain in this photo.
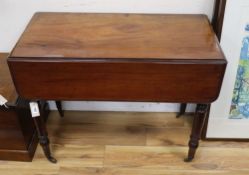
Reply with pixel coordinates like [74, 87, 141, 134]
[0, 53, 50, 161]
[10, 13, 224, 60]
[8, 13, 227, 103]
[8, 59, 226, 103]
[7, 13, 227, 162]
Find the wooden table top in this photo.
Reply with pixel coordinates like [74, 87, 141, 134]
[0, 53, 17, 104]
[10, 12, 224, 60]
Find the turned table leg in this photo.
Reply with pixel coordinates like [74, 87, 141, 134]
[55, 101, 64, 117]
[176, 103, 187, 118]
[31, 101, 57, 163]
[185, 103, 209, 162]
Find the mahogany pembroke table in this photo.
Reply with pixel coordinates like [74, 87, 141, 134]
[7, 13, 227, 163]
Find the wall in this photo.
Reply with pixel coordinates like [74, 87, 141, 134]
[0, 0, 215, 111]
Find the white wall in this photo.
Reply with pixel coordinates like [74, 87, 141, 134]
[0, 0, 214, 111]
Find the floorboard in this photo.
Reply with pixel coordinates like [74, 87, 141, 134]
[0, 111, 248, 175]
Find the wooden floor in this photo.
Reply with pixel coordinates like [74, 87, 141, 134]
[1, 111, 249, 175]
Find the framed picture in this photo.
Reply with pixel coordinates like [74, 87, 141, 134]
[206, 0, 249, 139]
